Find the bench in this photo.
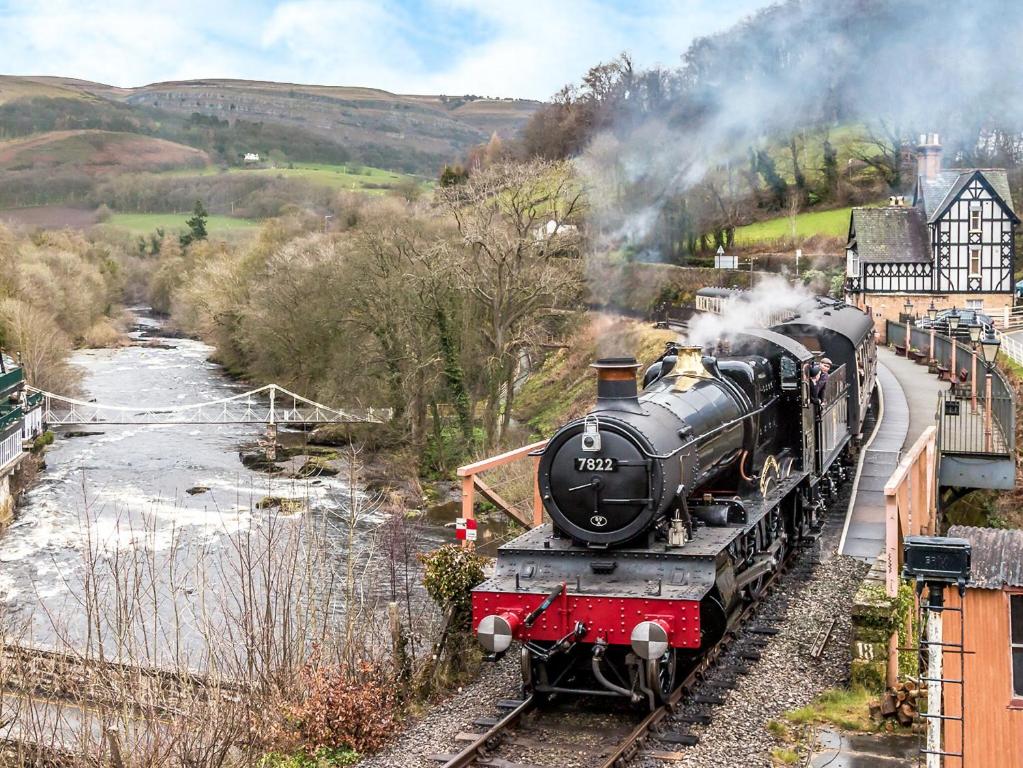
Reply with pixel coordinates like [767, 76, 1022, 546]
[936, 364, 950, 380]
[894, 344, 907, 357]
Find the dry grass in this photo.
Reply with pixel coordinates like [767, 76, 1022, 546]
[81, 317, 128, 348]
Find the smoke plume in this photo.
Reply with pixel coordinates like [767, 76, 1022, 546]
[685, 276, 815, 347]
[578, 0, 1023, 251]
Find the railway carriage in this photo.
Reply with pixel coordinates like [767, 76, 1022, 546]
[471, 296, 877, 708]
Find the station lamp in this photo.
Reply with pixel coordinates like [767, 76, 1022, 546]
[927, 301, 938, 322]
[969, 322, 982, 344]
[980, 328, 1001, 371]
[903, 299, 914, 319]
[947, 308, 961, 333]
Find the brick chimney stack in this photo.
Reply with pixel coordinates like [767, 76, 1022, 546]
[917, 133, 942, 180]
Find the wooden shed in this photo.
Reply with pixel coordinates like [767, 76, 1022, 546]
[940, 525, 1023, 767]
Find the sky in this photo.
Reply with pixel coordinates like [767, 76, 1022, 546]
[0, 0, 768, 99]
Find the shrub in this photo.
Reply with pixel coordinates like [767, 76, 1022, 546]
[420, 544, 488, 617]
[271, 661, 398, 754]
[259, 746, 360, 768]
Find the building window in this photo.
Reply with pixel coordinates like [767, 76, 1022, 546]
[1012, 594, 1023, 698]
[969, 246, 982, 278]
[966, 299, 984, 311]
[970, 205, 982, 233]
[847, 250, 859, 277]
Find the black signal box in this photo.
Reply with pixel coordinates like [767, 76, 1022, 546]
[903, 536, 971, 585]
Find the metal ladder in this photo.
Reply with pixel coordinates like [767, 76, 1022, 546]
[916, 587, 967, 767]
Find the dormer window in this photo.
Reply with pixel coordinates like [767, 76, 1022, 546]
[969, 203, 982, 233]
[847, 249, 859, 277]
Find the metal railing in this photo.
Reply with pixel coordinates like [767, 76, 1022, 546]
[994, 327, 1023, 367]
[0, 367, 24, 394]
[887, 321, 1016, 457]
[819, 364, 849, 463]
[992, 304, 1023, 330]
[936, 390, 1014, 455]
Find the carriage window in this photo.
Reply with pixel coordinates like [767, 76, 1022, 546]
[779, 356, 798, 390]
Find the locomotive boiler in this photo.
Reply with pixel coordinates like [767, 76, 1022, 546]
[471, 297, 876, 708]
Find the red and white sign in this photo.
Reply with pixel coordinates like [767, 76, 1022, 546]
[455, 517, 478, 541]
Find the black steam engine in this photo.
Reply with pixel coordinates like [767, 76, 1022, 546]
[472, 296, 876, 708]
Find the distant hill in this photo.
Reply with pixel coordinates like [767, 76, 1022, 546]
[7, 76, 540, 172]
[0, 130, 208, 173]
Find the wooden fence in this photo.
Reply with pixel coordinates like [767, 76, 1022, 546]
[457, 440, 548, 544]
[884, 426, 938, 596]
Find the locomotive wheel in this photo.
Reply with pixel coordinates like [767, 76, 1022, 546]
[744, 523, 769, 600]
[646, 650, 678, 707]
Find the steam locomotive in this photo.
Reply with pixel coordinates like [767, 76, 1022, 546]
[471, 295, 876, 708]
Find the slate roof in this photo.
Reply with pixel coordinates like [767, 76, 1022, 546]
[914, 169, 1016, 222]
[848, 206, 929, 263]
[947, 525, 1023, 589]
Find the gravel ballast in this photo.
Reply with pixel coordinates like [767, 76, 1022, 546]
[644, 545, 870, 768]
[357, 653, 521, 768]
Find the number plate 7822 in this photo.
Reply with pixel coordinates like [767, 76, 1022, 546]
[575, 457, 618, 472]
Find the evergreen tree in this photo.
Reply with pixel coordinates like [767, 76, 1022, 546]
[822, 137, 839, 198]
[180, 200, 208, 247]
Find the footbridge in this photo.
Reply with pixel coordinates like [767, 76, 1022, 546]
[28, 384, 390, 427]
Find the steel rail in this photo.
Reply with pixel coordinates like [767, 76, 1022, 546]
[439, 529, 808, 768]
[439, 695, 536, 768]
[597, 529, 808, 768]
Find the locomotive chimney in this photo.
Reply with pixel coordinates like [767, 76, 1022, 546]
[592, 357, 642, 411]
[917, 133, 942, 181]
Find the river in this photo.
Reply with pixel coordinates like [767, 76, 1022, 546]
[0, 310, 448, 667]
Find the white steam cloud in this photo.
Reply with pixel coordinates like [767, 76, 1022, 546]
[685, 276, 815, 347]
[577, 0, 1023, 253]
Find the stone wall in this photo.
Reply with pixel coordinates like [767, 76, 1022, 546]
[849, 292, 1014, 341]
[850, 557, 915, 691]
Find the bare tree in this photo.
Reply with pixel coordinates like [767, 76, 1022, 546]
[439, 160, 585, 446]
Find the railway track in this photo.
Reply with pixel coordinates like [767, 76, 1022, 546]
[431, 516, 829, 768]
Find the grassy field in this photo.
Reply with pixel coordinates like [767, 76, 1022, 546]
[104, 212, 259, 235]
[733, 205, 855, 246]
[160, 162, 428, 193]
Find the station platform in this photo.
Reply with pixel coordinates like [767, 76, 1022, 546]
[839, 347, 944, 561]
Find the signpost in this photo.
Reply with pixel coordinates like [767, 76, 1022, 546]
[455, 517, 478, 542]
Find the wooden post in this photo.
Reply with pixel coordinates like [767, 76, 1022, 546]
[925, 431, 936, 533]
[461, 475, 474, 549]
[532, 455, 543, 527]
[885, 491, 899, 597]
[887, 629, 899, 689]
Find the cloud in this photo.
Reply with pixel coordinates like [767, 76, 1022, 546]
[0, 0, 768, 98]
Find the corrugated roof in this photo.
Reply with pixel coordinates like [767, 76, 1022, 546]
[849, 206, 929, 263]
[947, 525, 1023, 589]
[915, 169, 1016, 222]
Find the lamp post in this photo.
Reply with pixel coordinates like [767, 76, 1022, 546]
[980, 329, 1001, 452]
[903, 298, 914, 325]
[948, 308, 960, 383]
[969, 322, 982, 412]
[927, 301, 938, 360]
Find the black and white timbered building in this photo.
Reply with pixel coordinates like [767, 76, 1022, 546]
[845, 134, 1020, 328]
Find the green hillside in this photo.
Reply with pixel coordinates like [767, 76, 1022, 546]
[103, 212, 258, 234]
[733, 206, 855, 246]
